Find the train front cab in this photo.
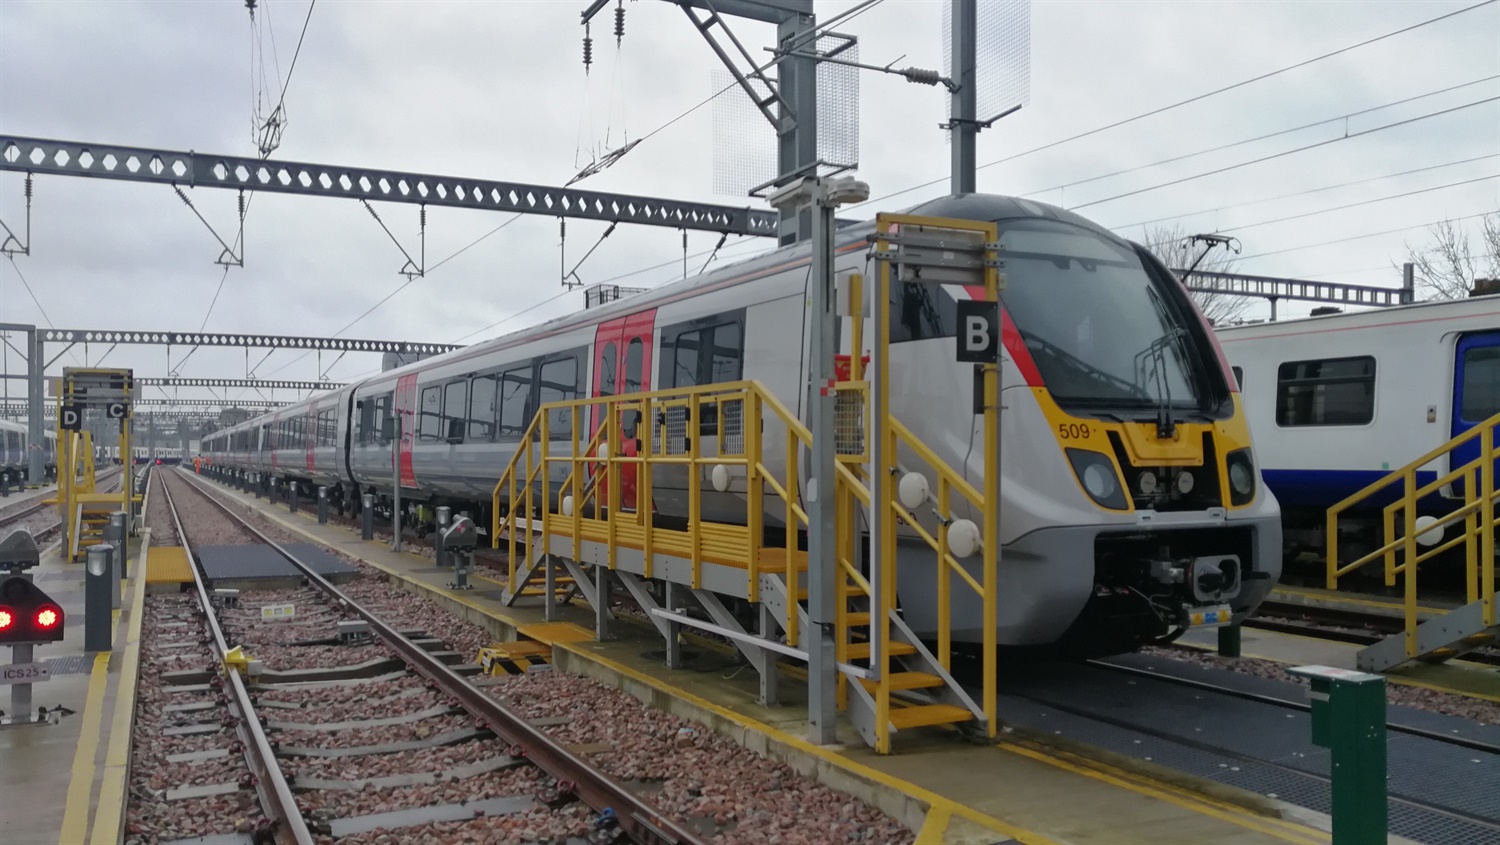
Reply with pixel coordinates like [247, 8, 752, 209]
[891, 200, 1282, 655]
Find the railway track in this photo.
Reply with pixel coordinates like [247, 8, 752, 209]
[141, 468, 709, 845]
[1245, 600, 1500, 668]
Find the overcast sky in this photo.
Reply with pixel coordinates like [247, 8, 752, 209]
[2, 0, 1497, 412]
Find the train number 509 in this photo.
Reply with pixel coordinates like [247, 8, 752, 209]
[1057, 422, 1091, 440]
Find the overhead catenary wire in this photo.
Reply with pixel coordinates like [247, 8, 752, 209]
[848, 0, 1500, 211]
[1043, 74, 1500, 210]
[1212, 173, 1500, 234]
[1238, 211, 1496, 261]
[1111, 150, 1500, 231]
[1067, 95, 1500, 211]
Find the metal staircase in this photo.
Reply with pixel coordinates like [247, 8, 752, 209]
[490, 212, 1002, 753]
[1327, 411, 1500, 672]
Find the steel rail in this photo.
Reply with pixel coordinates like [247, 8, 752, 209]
[173, 469, 708, 845]
[156, 469, 314, 845]
[1247, 602, 1500, 667]
[1089, 656, 1500, 757]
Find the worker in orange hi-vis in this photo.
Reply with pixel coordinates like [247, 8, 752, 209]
[194, 455, 201, 473]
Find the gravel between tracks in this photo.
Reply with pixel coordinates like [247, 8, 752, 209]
[161, 471, 917, 844]
[1146, 644, 1500, 724]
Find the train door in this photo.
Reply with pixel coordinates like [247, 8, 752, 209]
[393, 374, 419, 488]
[591, 310, 656, 510]
[1450, 332, 1500, 490]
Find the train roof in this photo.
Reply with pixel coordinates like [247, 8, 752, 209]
[200, 191, 1120, 440]
[1214, 292, 1500, 340]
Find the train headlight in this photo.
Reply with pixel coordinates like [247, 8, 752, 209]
[1175, 471, 1194, 495]
[1225, 448, 1256, 506]
[1066, 449, 1127, 510]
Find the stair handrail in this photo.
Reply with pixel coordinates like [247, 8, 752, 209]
[1327, 408, 1500, 657]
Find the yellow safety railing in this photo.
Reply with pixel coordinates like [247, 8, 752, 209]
[1327, 410, 1500, 656]
[491, 379, 873, 650]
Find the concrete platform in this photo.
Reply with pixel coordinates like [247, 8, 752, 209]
[0, 531, 148, 845]
[194, 471, 1339, 845]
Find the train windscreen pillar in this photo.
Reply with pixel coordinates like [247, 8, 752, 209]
[1289, 665, 1387, 845]
[85, 543, 114, 652]
[361, 494, 375, 540]
[317, 486, 329, 524]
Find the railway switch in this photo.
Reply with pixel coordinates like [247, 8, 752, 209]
[1289, 665, 1387, 845]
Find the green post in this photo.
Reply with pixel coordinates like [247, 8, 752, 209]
[1289, 665, 1387, 845]
[1217, 623, 1241, 657]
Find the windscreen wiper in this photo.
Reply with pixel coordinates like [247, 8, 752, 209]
[1024, 333, 1154, 402]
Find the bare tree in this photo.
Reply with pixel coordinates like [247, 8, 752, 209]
[1142, 223, 1249, 325]
[1401, 211, 1500, 300]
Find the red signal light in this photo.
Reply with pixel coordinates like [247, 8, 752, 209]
[0, 608, 12, 630]
[35, 606, 60, 629]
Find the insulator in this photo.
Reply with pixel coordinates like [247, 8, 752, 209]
[237, 191, 245, 216]
[420, 206, 427, 227]
[24, 174, 32, 199]
[244, 0, 256, 15]
[614, 1, 625, 44]
[582, 24, 594, 73]
[903, 67, 943, 87]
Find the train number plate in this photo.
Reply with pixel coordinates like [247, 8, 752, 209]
[1185, 604, 1234, 627]
[0, 663, 51, 685]
[261, 603, 296, 622]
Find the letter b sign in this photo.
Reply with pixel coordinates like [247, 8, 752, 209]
[955, 300, 999, 363]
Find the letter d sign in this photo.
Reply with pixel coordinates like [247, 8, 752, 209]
[955, 300, 999, 363]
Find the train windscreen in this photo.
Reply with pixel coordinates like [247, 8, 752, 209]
[997, 218, 1215, 418]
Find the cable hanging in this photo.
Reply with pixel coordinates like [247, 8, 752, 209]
[0, 174, 32, 257]
[361, 199, 425, 279]
[173, 185, 245, 267]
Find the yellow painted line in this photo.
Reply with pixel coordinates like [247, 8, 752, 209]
[914, 802, 952, 844]
[998, 742, 1328, 845]
[90, 555, 148, 845]
[58, 653, 111, 845]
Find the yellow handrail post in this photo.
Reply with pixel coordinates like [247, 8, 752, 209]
[1404, 468, 1418, 659]
[1326, 504, 1340, 591]
[606, 405, 619, 571]
[785, 434, 800, 648]
[571, 406, 582, 563]
[540, 411, 551, 566]
[1483, 424, 1496, 627]
[937, 478, 952, 670]
[981, 226, 1001, 739]
[747, 393, 763, 602]
[688, 394, 702, 589]
[1466, 467, 1479, 605]
[640, 398, 656, 580]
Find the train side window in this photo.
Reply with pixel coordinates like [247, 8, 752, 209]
[1276, 356, 1375, 426]
[443, 380, 468, 443]
[357, 401, 374, 446]
[469, 374, 498, 441]
[709, 322, 742, 383]
[671, 330, 701, 388]
[537, 356, 580, 440]
[624, 339, 643, 392]
[1461, 346, 1500, 422]
[498, 367, 532, 437]
[1231, 366, 1244, 390]
[419, 386, 442, 441]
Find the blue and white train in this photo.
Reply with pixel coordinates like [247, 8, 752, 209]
[1218, 293, 1500, 559]
[0, 419, 57, 485]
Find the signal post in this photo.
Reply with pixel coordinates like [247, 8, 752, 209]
[0, 529, 66, 724]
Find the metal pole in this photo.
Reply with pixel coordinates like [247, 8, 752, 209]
[805, 182, 838, 745]
[26, 328, 43, 486]
[361, 493, 375, 540]
[317, 486, 328, 524]
[435, 505, 451, 567]
[1402, 262, 1416, 304]
[10, 640, 33, 719]
[949, 0, 978, 195]
[391, 413, 403, 553]
[776, 11, 818, 246]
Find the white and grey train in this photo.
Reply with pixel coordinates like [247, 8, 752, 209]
[1219, 293, 1500, 561]
[0, 419, 56, 485]
[201, 193, 1281, 654]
